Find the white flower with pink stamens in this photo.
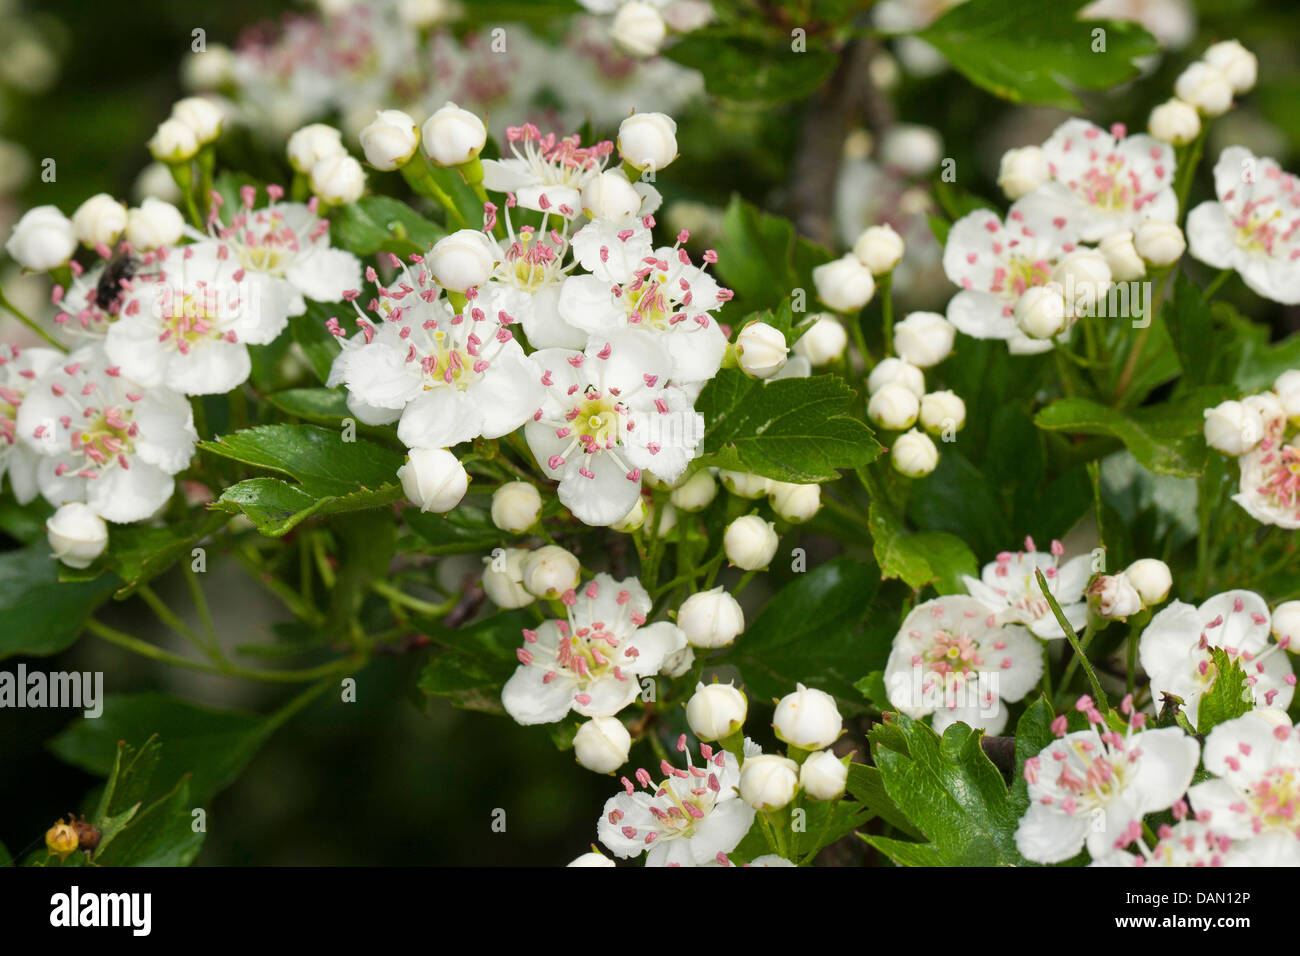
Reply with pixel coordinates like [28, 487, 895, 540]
[192, 184, 362, 316]
[962, 538, 1092, 639]
[0, 344, 64, 504]
[481, 123, 622, 217]
[1025, 119, 1177, 242]
[884, 594, 1043, 734]
[326, 254, 543, 449]
[1015, 696, 1200, 864]
[1187, 147, 1300, 305]
[1232, 439, 1300, 529]
[50, 244, 171, 341]
[596, 735, 755, 867]
[1089, 819, 1239, 868]
[525, 329, 704, 526]
[941, 199, 1080, 354]
[501, 572, 686, 724]
[105, 243, 294, 396]
[1187, 711, 1300, 857]
[558, 222, 731, 385]
[15, 345, 197, 522]
[1139, 590, 1294, 726]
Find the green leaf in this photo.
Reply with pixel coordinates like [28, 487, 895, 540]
[213, 477, 402, 537]
[330, 195, 444, 257]
[59, 512, 230, 598]
[917, 0, 1159, 110]
[264, 387, 352, 422]
[696, 370, 882, 482]
[1197, 648, 1255, 735]
[406, 501, 503, 555]
[665, 30, 837, 103]
[1034, 386, 1234, 477]
[417, 609, 529, 714]
[715, 197, 831, 311]
[863, 833, 947, 866]
[846, 762, 925, 840]
[94, 775, 204, 867]
[0, 495, 53, 546]
[724, 557, 883, 711]
[0, 546, 117, 660]
[869, 714, 1028, 866]
[868, 501, 977, 591]
[1009, 694, 1057, 817]
[1164, 272, 1215, 389]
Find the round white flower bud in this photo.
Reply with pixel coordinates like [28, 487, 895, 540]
[287, 124, 346, 174]
[677, 586, 745, 649]
[793, 314, 847, 366]
[645, 501, 677, 538]
[1088, 572, 1143, 620]
[181, 44, 235, 90]
[878, 124, 943, 177]
[132, 162, 183, 205]
[853, 224, 905, 275]
[723, 515, 778, 570]
[490, 481, 542, 533]
[686, 681, 747, 740]
[718, 470, 770, 499]
[1052, 251, 1112, 317]
[1099, 230, 1146, 282]
[359, 109, 419, 171]
[1125, 558, 1172, 606]
[919, 390, 965, 436]
[735, 321, 789, 379]
[773, 683, 842, 750]
[482, 548, 533, 609]
[148, 117, 201, 163]
[125, 198, 185, 251]
[893, 311, 955, 368]
[1243, 391, 1287, 441]
[813, 254, 875, 312]
[1174, 61, 1233, 116]
[309, 153, 366, 205]
[891, 428, 939, 478]
[1148, 98, 1201, 146]
[421, 102, 487, 167]
[611, 1, 667, 58]
[1203, 399, 1264, 455]
[521, 544, 581, 598]
[768, 481, 821, 523]
[1014, 284, 1068, 339]
[1273, 600, 1300, 650]
[611, 496, 648, 533]
[72, 193, 127, 249]
[567, 852, 615, 867]
[1134, 220, 1186, 267]
[739, 754, 799, 811]
[1273, 370, 1300, 422]
[1203, 39, 1257, 94]
[581, 170, 642, 219]
[47, 502, 108, 569]
[669, 469, 717, 512]
[867, 357, 925, 398]
[4, 206, 76, 272]
[997, 145, 1049, 201]
[868, 382, 920, 430]
[799, 750, 848, 801]
[428, 229, 498, 292]
[398, 448, 468, 513]
[618, 111, 678, 172]
[170, 96, 224, 144]
[574, 716, 632, 774]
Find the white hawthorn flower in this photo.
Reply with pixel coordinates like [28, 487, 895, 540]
[1091, 819, 1238, 868]
[1188, 147, 1300, 305]
[941, 199, 1079, 354]
[326, 263, 543, 450]
[963, 539, 1092, 639]
[1140, 590, 1294, 726]
[16, 345, 196, 522]
[525, 330, 704, 527]
[1, 344, 63, 504]
[885, 595, 1042, 734]
[773, 683, 843, 750]
[1088, 572, 1143, 620]
[5, 206, 76, 272]
[477, 215, 585, 351]
[1235, 439, 1300, 528]
[1188, 711, 1300, 851]
[1203, 398, 1264, 456]
[46, 501, 108, 569]
[597, 739, 754, 867]
[482, 123, 619, 217]
[1015, 698, 1200, 863]
[558, 226, 730, 385]
[502, 573, 686, 723]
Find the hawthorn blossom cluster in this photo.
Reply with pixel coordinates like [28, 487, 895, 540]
[1203, 369, 1300, 529]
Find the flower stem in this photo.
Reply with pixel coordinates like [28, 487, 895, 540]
[0, 285, 65, 350]
[879, 272, 894, 355]
[1035, 568, 1109, 713]
[1201, 267, 1232, 301]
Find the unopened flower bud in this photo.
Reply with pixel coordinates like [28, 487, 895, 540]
[893, 311, 955, 368]
[287, 123, 346, 174]
[677, 586, 745, 649]
[359, 109, 419, 171]
[149, 118, 201, 164]
[72, 193, 127, 248]
[852, 224, 905, 275]
[47, 502, 108, 569]
[1148, 98, 1201, 146]
[5, 206, 76, 271]
[891, 428, 938, 478]
[686, 681, 747, 739]
[773, 683, 842, 750]
[997, 146, 1049, 200]
[813, 254, 875, 312]
[1174, 61, 1233, 116]
[1134, 220, 1186, 266]
[1243, 392, 1286, 441]
[421, 102, 487, 167]
[568, 852, 616, 867]
[398, 448, 468, 513]
[1274, 370, 1300, 422]
[867, 357, 925, 398]
[919, 390, 965, 435]
[428, 229, 498, 291]
[1203, 399, 1263, 455]
[718, 470, 770, 499]
[482, 547, 533, 609]
[574, 716, 632, 774]
[309, 153, 366, 205]
[125, 198, 185, 250]
[1203, 39, 1257, 94]
[1126, 558, 1172, 606]
[723, 515, 778, 570]
[1015, 284, 1068, 339]
[768, 481, 821, 523]
[521, 544, 580, 598]
[669, 469, 717, 512]
[1273, 601, 1300, 651]
[618, 111, 678, 172]
[1088, 572, 1143, 620]
[793, 314, 847, 366]
[581, 169, 642, 219]
[45, 820, 80, 860]
[868, 382, 920, 430]
[611, 1, 667, 58]
[739, 754, 799, 811]
[611, 497, 647, 532]
[1053, 251, 1112, 317]
[491, 481, 542, 533]
[800, 750, 848, 800]
[878, 124, 943, 177]
[735, 321, 789, 379]
[171, 96, 224, 144]
[1099, 230, 1146, 282]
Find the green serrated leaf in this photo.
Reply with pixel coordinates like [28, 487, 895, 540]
[666, 30, 837, 103]
[331, 195, 444, 257]
[0, 546, 118, 660]
[1197, 648, 1255, 735]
